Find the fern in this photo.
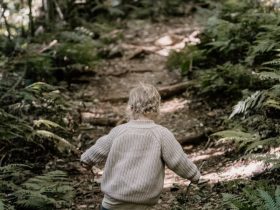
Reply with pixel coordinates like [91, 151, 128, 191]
[0, 165, 74, 210]
[223, 185, 280, 210]
[229, 91, 267, 119]
[33, 119, 66, 131]
[264, 99, 280, 111]
[229, 84, 280, 119]
[0, 200, 4, 210]
[258, 189, 279, 210]
[257, 71, 280, 81]
[263, 59, 280, 66]
[14, 170, 74, 209]
[222, 193, 247, 210]
[33, 130, 75, 153]
[252, 40, 277, 54]
[245, 137, 280, 153]
[24, 82, 57, 94]
[212, 130, 260, 150]
[275, 186, 280, 208]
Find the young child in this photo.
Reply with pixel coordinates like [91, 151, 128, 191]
[81, 83, 201, 210]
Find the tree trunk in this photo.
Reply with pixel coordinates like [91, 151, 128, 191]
[44, 0, 55, 28]
[28, 0, 35, 37]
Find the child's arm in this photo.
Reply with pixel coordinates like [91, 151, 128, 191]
[161, 128, 201, 182]
[80, 134, 111, 168]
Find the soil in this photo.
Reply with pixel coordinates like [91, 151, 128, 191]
[66, 16, 268, 210]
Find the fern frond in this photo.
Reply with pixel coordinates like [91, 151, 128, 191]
[257, 72, 280, 81]
[264, 99, 280, 111]
[15, 170, 74, 209]
[229, 91, 267, 119]
[222, 193, 247, 209]
[24, 82, 56, 94]
[213, 130, 259, 140]
[258, 189, 278, 210]
[33, 130, 75, 153]
[0, 164, 31, 173]
[212, 130, 260, 150]
[252, 40, 276, 55]
[33, 119, 66, 131]
[223, 185, 280, 210]
[0, 199, 4, 210]
[263, 59, 280, 66]
[15, 189, 56, 209]
[275, 186, 280, 208]
[243, 188, 262, 207]
[245, 137, 280, 153]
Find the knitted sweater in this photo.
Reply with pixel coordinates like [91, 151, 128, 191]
[80, 120, 200, 205]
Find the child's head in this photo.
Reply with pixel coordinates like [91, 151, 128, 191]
[127, 83, 161, 120]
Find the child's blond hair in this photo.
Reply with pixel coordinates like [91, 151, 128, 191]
[128, 83, 161, 120]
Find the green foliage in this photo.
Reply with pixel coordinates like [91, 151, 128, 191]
[212, 129, 280, 153]
[71, 0, 189, 20]
[19, 54, 54, 82]
[2, 81, 69, 121]
[166, 46, 206, 74]
[0, 79, 75, 165]
[0, 108, 75, 164]
[55, 41, 99, 67]
[229, 84, 280, 119]
[0, 165, 74, 210]
[212, 130, 260, 152]
[198, 63, 253, 98]
[167, 0, 280, 98]
[229, 91, 267, 119]
[223, 185, 280, 210]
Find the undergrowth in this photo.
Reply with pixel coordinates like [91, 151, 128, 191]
[0, 164, 74, 210]
[222, 183, 280, 210]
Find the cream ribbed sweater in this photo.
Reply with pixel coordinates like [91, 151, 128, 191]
[81, 120, 200, 205]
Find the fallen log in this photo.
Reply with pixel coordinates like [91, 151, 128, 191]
[178, 129, 212, 145]
[159, 81, 196, 99]
[81, 112, 119, 126]
[103, 69, 154, 77]
[101, 81, 196, 103]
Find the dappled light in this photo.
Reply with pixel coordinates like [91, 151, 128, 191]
[204, 161, 266, 183]
[160, 98, 189, 113]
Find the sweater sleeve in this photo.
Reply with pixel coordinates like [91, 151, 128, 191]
[161, 128, 201, 181]
[80, 135, 111, 166]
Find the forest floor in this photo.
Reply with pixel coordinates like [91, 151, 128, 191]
[67, 16, 268, 210]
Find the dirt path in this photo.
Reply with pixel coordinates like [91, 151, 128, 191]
[70, 16, 266, 210]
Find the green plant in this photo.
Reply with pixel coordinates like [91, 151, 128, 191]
[229, 84, 280, 119]
[223, 185, 280, 210]
[199, 63, 253, 98]
[212, 125, 280, 153]
[212, 129, 261, 151]
[167, 0, 280, 101]
[0, 80, 76, 165]
[0, 165, 74, 210]
[229, 91, 267, 119]
[166, 46, 206, 75]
